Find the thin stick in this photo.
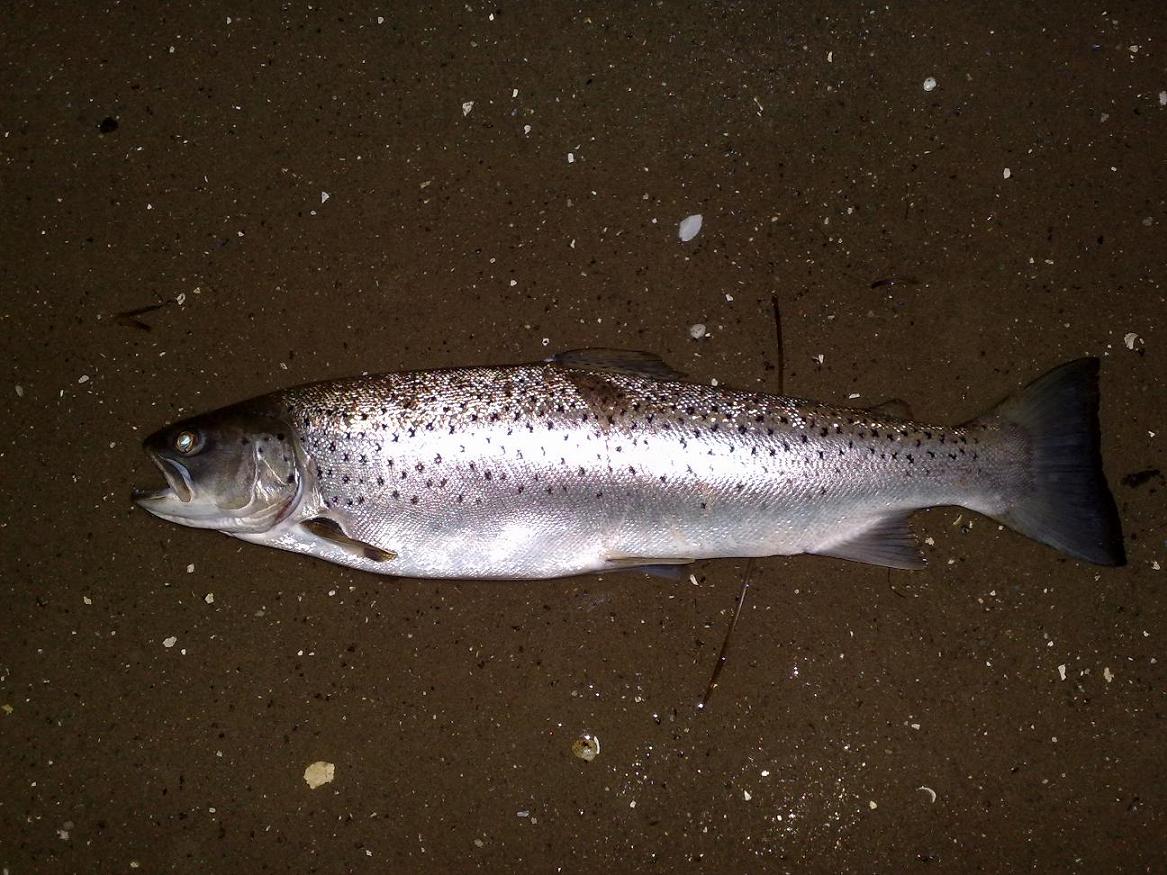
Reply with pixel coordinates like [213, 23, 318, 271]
[770, 294, 785, 394]
[698, 559, 754, 711]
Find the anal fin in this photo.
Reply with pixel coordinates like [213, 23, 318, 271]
[300, 516, 397, 562]
[813, 514, 925, 569]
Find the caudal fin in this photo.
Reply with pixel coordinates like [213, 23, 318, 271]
[983, 358, 1125, 566]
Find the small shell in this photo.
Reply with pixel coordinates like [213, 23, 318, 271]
[304, 761, 336, 789]
[571, 733, 600, 762]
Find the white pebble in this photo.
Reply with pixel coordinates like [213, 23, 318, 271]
[567, 152, 574, 163]
[461, 101, 474, 116]
[163, 636, 177, 649]
[204, 593, 215, 605]
[1057, 664, 1067, 681]
[1123, 332, 1140, 350]
[678, 213, 703, 242]
[1103, 666, 1113, 683]
[922, 76, 937, 92]
[321, 191, 330, 204]
[1003, 167, 1011, 179]
[688, 323, 707, 340]
[743, 790, 752, 801]
[868, 800, 878, 810]
[1159, 91, 1166, 107]
[78, 374, 90, 384]
[14, 385, 23, 397]
[186, 563, 195, 573]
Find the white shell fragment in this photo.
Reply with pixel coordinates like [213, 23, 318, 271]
[461, 101, 474, 117]
[162, 636, 177, 648]
[571, 732, 600, 762]
[304, 761, 336, 789]
[918, 785, 937, 803]
[1123, 332, 1141, 350]
[678, 213, 703, 242]
[689, 323, 707, 340]
[923, 76, 938, 92]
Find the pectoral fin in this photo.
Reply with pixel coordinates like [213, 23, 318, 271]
[813, 514, 925, 569]
[300, 516, 397, 562]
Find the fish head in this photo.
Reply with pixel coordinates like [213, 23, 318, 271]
[133, 408, 304, 533]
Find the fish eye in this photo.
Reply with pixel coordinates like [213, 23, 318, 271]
[174, 430, 201, 455]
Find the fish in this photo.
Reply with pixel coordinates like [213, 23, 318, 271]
[132, 349, 1125, 578]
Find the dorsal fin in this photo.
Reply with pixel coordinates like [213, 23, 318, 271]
[865, 398, 914, 420]
[552, 349, 689, 381]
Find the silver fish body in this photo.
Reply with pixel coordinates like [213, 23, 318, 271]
[134, 351, 1125, 577]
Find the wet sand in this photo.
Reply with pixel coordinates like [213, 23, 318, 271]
[2, 2, 1164, 871]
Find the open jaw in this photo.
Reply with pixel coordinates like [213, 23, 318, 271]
[132, 454, 193, 506]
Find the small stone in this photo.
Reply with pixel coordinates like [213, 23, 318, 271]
[922, 76, 937, 92]
[461, 101, 474, 116]
[204, 593, 215, 605]
[678, 213, 703, 242]
[162, 636, 177, 649]
[1003, 167, 1011, 179]
[571, 733, 600, 762]
[689, 323, 707, 340]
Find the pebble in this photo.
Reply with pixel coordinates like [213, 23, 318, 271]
[689, 323, 707, 340]
[678, 213, 703, 242]
[571, 733, 600, 762]
[923, 76, 937, 92]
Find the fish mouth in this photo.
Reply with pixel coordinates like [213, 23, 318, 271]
[133, 454, 193, 506]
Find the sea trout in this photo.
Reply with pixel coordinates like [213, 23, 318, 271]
[133, 350, 1125, 577]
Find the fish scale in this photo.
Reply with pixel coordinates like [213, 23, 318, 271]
[134, 350, 1125, 577]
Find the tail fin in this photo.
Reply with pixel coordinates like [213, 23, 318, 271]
[982, 358, 1125, 566]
